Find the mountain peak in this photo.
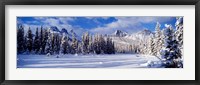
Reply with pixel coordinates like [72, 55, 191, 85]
[113, 30, 128, 37]
[50, 26, 60, 32]
[60, 28, 68, 34]
[137, 29, 152, 36]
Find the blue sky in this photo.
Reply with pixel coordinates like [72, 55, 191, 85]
[17, 16, 177, 36]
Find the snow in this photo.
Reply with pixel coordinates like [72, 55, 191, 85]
[17, 54, 162, 68]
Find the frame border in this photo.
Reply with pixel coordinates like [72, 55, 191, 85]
[0, 0, 199, 85]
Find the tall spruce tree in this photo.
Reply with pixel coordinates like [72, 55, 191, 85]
[26, 27, 33, 53]
[154, 22, 163, 56]
[82, 32, 89, 54]
[17, 25, 25, 54]
[161, 25, 182, 68]
[148, 34, 155, 55]
[175, 17, 183, 56]
[71, 33, 78, 54]
[33, 28, 40, 53]
[61, 34, 68, 54]
[45, 28, 52, 55]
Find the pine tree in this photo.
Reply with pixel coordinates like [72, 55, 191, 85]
[24, 34, 28, 53]
[105, 37, 115, 54]
[33, 28, 40, 54]
[51, 33, 55, 54]
[71, 33, 78, 54]
[93, 34, 101, 54]
[161, 25, 182, 68]
[88, 35, 94, 53]
[17, 25, 25, 54]
[54, 34, 61, 54]
[148, 34, 155, 55]
[111, 40, 115, 54]
[175, 17, 183, 56]
[41, 28, 48, 54]
[82, 32, 90, 54]
[99, 34, 106, 54]
[154, 22, 163, 56]
[61, 34, 68, 54]
[45, 28, 52, 55]
[26, 27, 33, 53]
[39, 26, 44, 54]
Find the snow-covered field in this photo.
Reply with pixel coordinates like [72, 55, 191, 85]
[17, 54, 162, 68]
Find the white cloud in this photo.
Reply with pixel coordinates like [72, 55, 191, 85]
[90, 17, 174, 34]
[20, 17, 175, 36]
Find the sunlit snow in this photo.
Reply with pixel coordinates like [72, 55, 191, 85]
[17, 54, 162, 68]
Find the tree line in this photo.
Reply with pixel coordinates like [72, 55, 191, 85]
[17, 27, 115, 55]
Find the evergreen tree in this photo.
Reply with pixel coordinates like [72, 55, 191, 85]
[105, 37, 115, 54]
[51, 33, 55, 54]
[61, 34, 68, 54]
[93, 34, 101, 54]
[71, 33, 78, 54]
[45, 28, 52, 55]
[54, 34, 61, 54]
[24, 34, 28, 53]
[99, 35, 106, 54]
[148, 34, 155, 55]
[154, 22, 163, 56]
[41, 28, 48, 54]
[33, 28, 40, 53]
[175, 17, 183, 56]
[39, 26, 44, 53]
[26, 27, 33, 53]
[88, 35, 94, 53]
[82, 32, 90, 54]
[17, 25, 25, 54]
[161, 25, 182, 68]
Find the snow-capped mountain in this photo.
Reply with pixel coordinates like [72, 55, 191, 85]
[124, 29, 152, 40]
[113, 30, 128, 37]
[60, 28, 68, 34]
[136, 29, 152, 36]
[49, 26, 81, 41]
[109, 29, 153, 49]
[50, 26, 60, 33]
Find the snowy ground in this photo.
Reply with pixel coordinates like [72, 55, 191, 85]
[17, 54, 163, 68]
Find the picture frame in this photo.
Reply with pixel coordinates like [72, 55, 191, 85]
[0, 0, 199, 85]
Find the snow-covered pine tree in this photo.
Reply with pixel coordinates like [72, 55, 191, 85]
[39, 26, 44, 54]
[54, 34, 60, 54]
[24, 33, 28, 53]
[88, 35, 93, 53]
[175, 17, 183, 56]
[26, 27, 33, 53]
[45, 28, 52, 55]
[77, 44, 82, 54]
[40, 28, 48, 54]
[148, 34, 155, 55]
[17, 25, 25, 54]
[161, 25, 182, 68]
[61, 34, 68, 54]
[93, 34, 101, 54]
[71, 33, 78, 54]
[154, 22, 163, 56]
[66, 35, 71, 54]
[111, 40, 115, 54]
[82, 32, 89, 54]
[33, 27, 40, 54]
[99, 34, 106, 54]
[51, 33, 55, 54]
